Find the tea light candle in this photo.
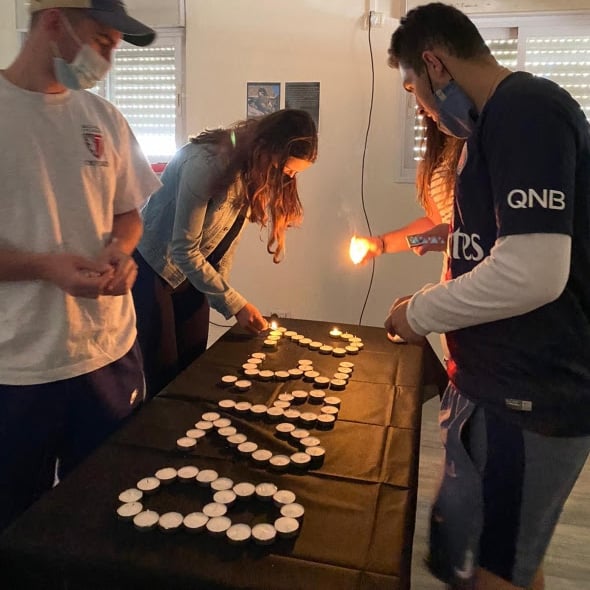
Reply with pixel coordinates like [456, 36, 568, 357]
[329, 327, 342, 339]
[217, 426, 237, 438]
[324, 396, 342, 407]
[195, 420, 214, 431]
[283, 408, 301, 422]
[186, 428, 206, 440]
[269, 454, 291, 471]
[299, 337, 312, 347]
[330, 379, 347, 390]
[290, 428, 310, 442]
[202, 412, 221, 422]
[242, 363, 258, 371]
[117, 501, 143, 520]
[233, 481, 256, 500]
[133, 510, 159, 531]
[196, 469, 218, 486]
[158, 512, 183, 532]
[155, 467, 177, 485]
[290, 451, 312, 469]
[252, 523, 277, 545]
[267, 334, 281, 342]
[213, 417, 232, 429]
[269, 330, 282, 338]
[275, 422, 296, 438]
[274, 370, 290, 381]
[273, 400, 291, 409]
[226, 523, 251, 544]
[291, 334, 304, 343]
[247, 357, 263, 365]
[303, 370, 320, 382]
[177, 465, 199, 482]
[288, 368, 303, 379]
[345, 345, 359, 355]
[137, 477, 160, 494]
[306, 445, 327, 465]
[237, 441, 258, 456]
[206, 516, 232, 537]
[118, 488, 143, 503]
[308, 341, 322, 351]
[234, 379, 252, 392]
[263, 339, 278, 349]
[321, 405, 339, 416]
[332, 347, 347, 358]
[340, 332, 354, 342]
[309, 389, 325, 404]
[255, 482, 278, 501]
[291, 390, 308, 404]
[278, 392, 294, 402]
[234, 401, 252, 413]
[317, 413, 336, 429]
[281, 502, 305, 520]
[251, 352, 266, 360]
[227, 433, 248, 447]
[251, 448, 273, 465]
[298, 364, 313, 372]
[244, 369, 259, 378]
[176, 436, 197, 451]
[319, 345, 333, 355]
[218, 399, 236, 410]
[258, 369, 274, 381]
[299, 412, 318, 427]
[265, 406, 284, 421]
[203, 502, 228, 518]
[338, 366, 353, 376]
[274, 516, 300, 538]
[273, 489, 297, 508]
[299, 435, 321, 448]
[339, 361, 355, 370]
[220, 375, 238, 387]
[249, 404, 268, 419]
[333, 372, 350, 381]
[183, 511, 208, 533]
[298, 359, 313, 366]
[314, 376, 331, 389]
[284, 331, 297, 338]
[211, 477, 234, 491]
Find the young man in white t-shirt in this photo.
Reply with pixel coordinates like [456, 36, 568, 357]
[0, 0, 161, 531]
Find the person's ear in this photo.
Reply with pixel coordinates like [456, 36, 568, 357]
[421, 50, 445, 76]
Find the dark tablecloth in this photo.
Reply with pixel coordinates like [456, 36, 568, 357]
[0, 319, 446, 590]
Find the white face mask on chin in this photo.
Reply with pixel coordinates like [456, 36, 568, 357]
[52, 16, 111, 90]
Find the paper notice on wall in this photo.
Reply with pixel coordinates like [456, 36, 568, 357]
[285, 82, 320, 131]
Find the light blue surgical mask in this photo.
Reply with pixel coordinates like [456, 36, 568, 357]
[433, 80, 477, 138]
[52, 15, 111, 90]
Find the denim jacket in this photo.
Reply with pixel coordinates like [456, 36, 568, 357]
[137, 141, 248, 319]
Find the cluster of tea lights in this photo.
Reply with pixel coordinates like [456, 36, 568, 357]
[118, 324, 359, 542]
[263, 326, 364, 356]
[117, 465, 303, 544]
[175, 409, 329, 470]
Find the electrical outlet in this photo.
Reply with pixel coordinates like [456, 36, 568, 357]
[369, 11, 384, 27]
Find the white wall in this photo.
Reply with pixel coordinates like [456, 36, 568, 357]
[0, 0, 19, 67]
[185, 0, 443, 335]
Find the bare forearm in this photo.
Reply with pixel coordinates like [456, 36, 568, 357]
[0, 248, 54, 282]
[381, 216, 435, 253]
[111, 209, 143, 254]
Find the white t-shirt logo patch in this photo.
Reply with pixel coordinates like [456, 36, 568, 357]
[82, 125, 104, 159]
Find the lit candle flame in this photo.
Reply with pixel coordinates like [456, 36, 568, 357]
[349, 236, 370, 265]
[270, 320, 278, 330]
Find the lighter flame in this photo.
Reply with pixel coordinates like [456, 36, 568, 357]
[270, 320, 278, 330]
[349, 236, 370, 265]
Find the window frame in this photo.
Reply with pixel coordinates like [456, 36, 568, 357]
[395, 11, 590, 183]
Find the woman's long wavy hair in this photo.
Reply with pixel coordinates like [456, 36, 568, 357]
[416, 116, 464, 216]
[190, 109, 318, 262]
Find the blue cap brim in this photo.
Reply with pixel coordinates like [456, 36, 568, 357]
[88, 8, 156, 46]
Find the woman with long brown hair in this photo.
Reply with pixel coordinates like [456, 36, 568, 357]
[133, 109, 318, 397]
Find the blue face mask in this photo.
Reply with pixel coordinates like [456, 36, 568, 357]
[433, 80, 477, 139]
